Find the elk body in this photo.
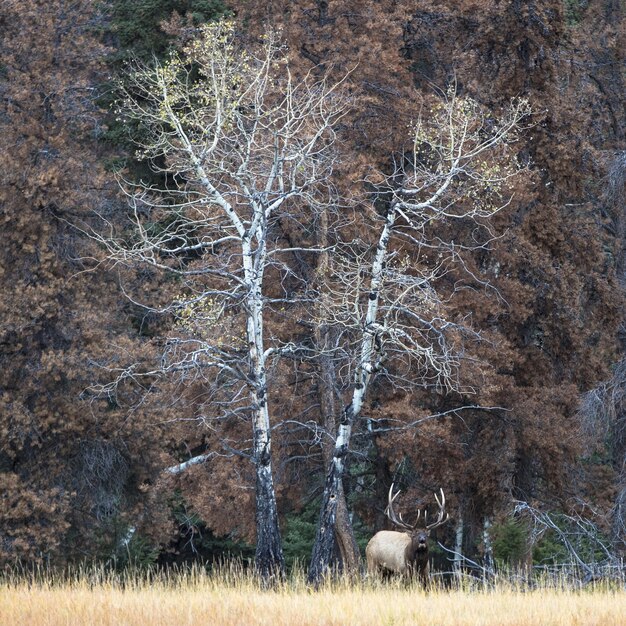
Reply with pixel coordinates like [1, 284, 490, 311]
[366, 485, 449, 584]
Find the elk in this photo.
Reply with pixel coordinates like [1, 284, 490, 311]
[366, 484, 449, 584]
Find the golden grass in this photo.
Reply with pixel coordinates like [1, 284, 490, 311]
[1, 567, 625, 626]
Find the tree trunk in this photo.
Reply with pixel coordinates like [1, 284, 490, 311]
[372, 432, 392, 531]
[482, 517, 494, 577]
[315, 322, 361, 577]
[454, 516, 464, 581]
[308, 206, 361, 582]
[309, 207, 396, 584]
[250, 363, 285, 581]
[245, 240, 285, 581]
[254, 445, 285, 581]
[308, 403, 355, 583]
[334, 480, 361, 574]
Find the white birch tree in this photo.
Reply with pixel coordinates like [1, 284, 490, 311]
[309, 89, 532, 581]
[92, 20, 347, 580]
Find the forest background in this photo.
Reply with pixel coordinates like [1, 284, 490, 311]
[1, 0, 625, 580]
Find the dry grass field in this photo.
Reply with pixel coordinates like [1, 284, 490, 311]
[1, 567, 625, 626]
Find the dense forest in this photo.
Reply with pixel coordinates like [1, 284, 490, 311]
[1, 0, 624, 581]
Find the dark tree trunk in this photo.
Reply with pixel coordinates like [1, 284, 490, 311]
[334, 480, 361, 574]
[310, 205, 394, 584]
[308, 207, 361, 583]
[318, 327, 361, 576]
[254, 458, 285, 582]
[372, 436, 392, 531]
[308, 403, 355, 583]
[308, 448, 343, 583]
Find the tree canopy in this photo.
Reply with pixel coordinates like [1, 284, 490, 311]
[1, 0, 624, 576]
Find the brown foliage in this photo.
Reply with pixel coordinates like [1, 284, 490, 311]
[1, 0, 624, 568]
[232, 0, 624, 545]
[0, 0, 166, 564]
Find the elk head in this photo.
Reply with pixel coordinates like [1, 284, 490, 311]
[365, 484, 449, 582]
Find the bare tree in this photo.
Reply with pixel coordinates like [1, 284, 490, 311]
[579, 357, 626, 554]
[91, 20, 347, 580]
[308, 88, 531, 582]
[514, 500, 624, 583]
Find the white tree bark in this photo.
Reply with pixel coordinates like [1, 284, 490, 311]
[309, 90, 532, 582]
[91, 20, 348, 581]
[483, 517, 494, 576]
[454, 516, 464, 579]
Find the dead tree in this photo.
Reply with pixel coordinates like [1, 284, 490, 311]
[309, 88, 531, 583]
[90, 20, 348, 581]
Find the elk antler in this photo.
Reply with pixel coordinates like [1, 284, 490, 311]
[426, 488, 449, 530]
[384, 483, 415, 531]
[385, 484, 450, 532]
